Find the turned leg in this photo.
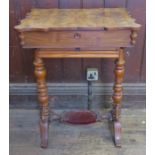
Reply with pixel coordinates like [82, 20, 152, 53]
[34, 51, 49, 148]
[111, 48, 125, 147]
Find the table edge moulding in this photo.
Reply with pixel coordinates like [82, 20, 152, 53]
[15, 8, 141, 148]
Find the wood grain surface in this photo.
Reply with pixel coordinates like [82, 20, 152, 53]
[20, 30, 131, 48]
[15, 8, 140, 31]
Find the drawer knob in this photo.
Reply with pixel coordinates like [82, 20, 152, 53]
[74, 33, 81, 39]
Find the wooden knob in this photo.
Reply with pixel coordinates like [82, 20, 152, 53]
[74, 33, 81, 39]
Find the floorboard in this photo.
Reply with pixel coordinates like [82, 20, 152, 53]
[10, 109, 146, 155]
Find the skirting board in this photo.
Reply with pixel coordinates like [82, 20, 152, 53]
[9, 83, 146, 109]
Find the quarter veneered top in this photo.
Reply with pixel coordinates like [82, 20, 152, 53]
[15, 8, 141, 31]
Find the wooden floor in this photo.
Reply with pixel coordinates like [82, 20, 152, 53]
[10, 109, 146, 155]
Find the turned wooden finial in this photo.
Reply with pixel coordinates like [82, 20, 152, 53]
[130, 29, 138, 45]
[19, 32, 25, 46]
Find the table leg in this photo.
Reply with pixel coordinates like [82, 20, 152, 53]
[111, 48, 125, 147]
[34, 51, 49, 148]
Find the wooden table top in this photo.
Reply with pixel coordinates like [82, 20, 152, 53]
[15, 8, 140, 31]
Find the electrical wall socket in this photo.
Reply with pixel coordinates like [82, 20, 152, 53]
[87, 68, 98, 81]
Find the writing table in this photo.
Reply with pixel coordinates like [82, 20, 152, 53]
[15, 8, 141, 148]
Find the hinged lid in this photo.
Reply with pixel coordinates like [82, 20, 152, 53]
[15, 8, 141, 31]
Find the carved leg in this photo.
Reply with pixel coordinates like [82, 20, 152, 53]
[111, 48, 125, 147]
[34, 51, 49, 148]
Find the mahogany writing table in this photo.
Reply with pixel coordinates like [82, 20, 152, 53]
[15, 8, 140, 148]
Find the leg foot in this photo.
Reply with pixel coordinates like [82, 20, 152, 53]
[108, 111, 121, 147]
[40, 119, 49, 148]
[113, 121, 121, 147]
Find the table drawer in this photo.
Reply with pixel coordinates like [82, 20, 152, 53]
[21, 30, 131, 49]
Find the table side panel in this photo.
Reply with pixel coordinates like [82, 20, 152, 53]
[21, 30, 131, 49]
